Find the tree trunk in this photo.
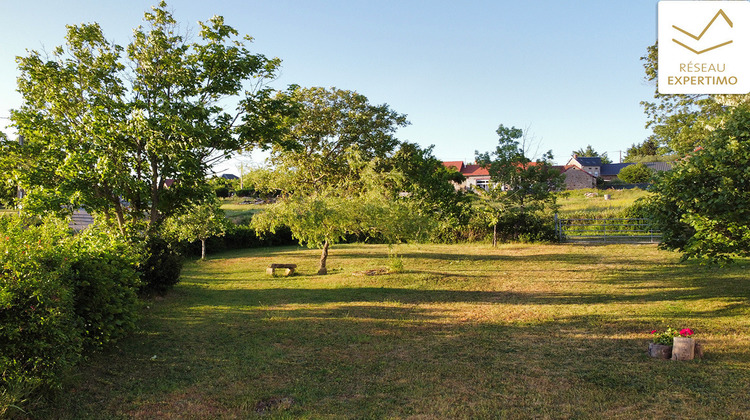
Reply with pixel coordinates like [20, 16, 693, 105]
[113, 197, 127, 236]
[201, 239, 206, 260]
[317, 240, 330, 275]
[493, 223, 497, 247]
[148, 159, 161, 232]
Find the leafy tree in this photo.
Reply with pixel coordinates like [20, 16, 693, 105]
[163, 199, 230, 260]
[617, 163, 654, 184]
[624, 137, 662, 162]
[573, 144, 612, 164]
[386, 142, 470, 240]
[649, 104, 750, 262]
[253, 87, 414, 273]
[7, 2, 290, 235]
[475, 125, 564, 244]
[0, 132, 18, 207]
[252, 169, 429, 274]
[268, 86, 408, 192]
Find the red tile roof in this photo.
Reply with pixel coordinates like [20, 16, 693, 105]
[442, 161, 490, 176]
[461, 164, 489, 176]
[442, 161, 464, 171]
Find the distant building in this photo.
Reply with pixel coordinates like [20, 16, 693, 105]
[551, 165, 597, 189]
[220, 174, 239, 180]
[442, 155, 672, 191]
[566, 155, 673, 184]
[442, 161, 491, 191]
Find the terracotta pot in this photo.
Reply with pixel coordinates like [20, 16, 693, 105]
[671, 337, 695, 360]
[648, 342, 672, 359]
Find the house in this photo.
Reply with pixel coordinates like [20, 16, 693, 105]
[565, 155, 602, 178]
[443, 160, 596, 191]
[551, 165, 597, 189]
[566, 155, 674, 183]
[442, 161, 491, 191]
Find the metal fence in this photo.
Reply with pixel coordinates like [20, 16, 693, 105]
[555, 215, 661, 244]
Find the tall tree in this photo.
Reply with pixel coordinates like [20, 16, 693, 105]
[267, 86, 408, 192]
[624, 137, 662, 162]
[475, 125, 564, 243]
[572, 145, 612, 164]
[7, 2, 290, 235]
[387, 142, 469, 237]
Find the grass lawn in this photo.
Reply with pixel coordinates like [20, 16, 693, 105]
[40, 243, 750, 419]
[556, 188, 649, 216]
[220, 197, 266, 223]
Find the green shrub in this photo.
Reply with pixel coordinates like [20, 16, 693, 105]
[137, 236, 184, 294]
[182, 223, 295, 257]
[618, 163, 655, 184]
[0, 218, 81, 411]
[65, 227, 141, 348]
[214, 186, 230, 198]
[0, 217, 143, 413]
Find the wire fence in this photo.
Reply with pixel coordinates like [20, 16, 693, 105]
[555, 215, 661, 244]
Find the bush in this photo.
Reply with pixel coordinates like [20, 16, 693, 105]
[137, 236, 184, 294]
[182, 223, 295, 257]
[65, 227, 141, 348]
[0, 218, 81, 410]
[618, 163, 655, 184]
[496, 212, 558, 243]
[460, 209, 557, 244]
[0, 217, 142, 413]
[234, 188, 256, 197]
[214, 186, 230, 198]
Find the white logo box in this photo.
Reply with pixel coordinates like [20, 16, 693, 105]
[658, 1, 750, 94]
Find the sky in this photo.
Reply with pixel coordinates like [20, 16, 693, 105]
[0, 0, 660, 174]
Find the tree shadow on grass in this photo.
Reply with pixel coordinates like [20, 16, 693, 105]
[173, 282, 749, 318]
[50, 300, 750, 419]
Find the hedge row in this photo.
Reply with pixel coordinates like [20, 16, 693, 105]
[0, 217, 140, 416]
[182, 222, 295, 257]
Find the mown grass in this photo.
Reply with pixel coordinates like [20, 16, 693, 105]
[35, 243, 750, 419]
[556, 188, 649, 216]
[220, 198, 265, 222]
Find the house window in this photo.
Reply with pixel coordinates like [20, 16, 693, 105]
[476, 179, 490, 191]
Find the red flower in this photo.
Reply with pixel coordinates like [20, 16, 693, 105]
[680, 328, 693, 336]
[650, 330, 657, 334]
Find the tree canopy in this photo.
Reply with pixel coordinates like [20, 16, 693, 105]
[6, 1, 291, 235]
[648, 104, 750, 262]
[617, 163, 654, 184]
[573, 145, 612, 164]
[639, 42, 750, 156]
[268, 86, 408, 193]
[476, 125, 563, 214]
[253, 87, 433, 274]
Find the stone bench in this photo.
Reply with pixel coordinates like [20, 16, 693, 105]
[266, 263, 297, 276]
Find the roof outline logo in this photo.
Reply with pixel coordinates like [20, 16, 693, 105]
[672, 8, 734, 54]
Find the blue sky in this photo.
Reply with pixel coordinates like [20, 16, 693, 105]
[0, 1, 659, 172]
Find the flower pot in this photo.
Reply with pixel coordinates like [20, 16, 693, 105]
[648, 343, 672, 359]
[671, 337, 695, 361]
